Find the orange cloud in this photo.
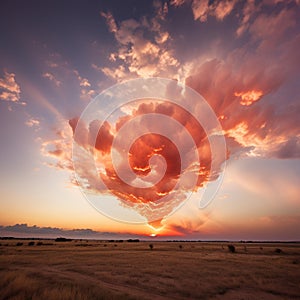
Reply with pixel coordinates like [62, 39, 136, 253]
[234, 90, 263, 106]
[185, 5, 299, 160]
[70, 99, 221, 225]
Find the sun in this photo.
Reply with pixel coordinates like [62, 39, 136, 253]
[150, 233, 157, 237]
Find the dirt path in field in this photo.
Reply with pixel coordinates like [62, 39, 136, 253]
[25, 265, 181, 300]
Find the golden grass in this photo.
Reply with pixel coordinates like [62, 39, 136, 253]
[0, 240, 299, 299]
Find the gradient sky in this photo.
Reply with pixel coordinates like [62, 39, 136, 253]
[0, 0, 299, 240]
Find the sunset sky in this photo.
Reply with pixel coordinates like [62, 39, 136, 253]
[0, 0, 299, 240]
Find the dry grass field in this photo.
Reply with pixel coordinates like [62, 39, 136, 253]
[0, 239, 299, 299]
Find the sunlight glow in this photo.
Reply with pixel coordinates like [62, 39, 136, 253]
[235, 90, 263, 106]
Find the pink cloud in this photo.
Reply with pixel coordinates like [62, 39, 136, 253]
[100, 11, 118, 33]
[191, 0, 210, 22]
[25, 118, 40, 128]
[185, 8, 299, 159]
[98, 4, 178, 80]
[0, 71, 21, 105]
[236, 0, 260, 37]
[189, 0, 237, 22]
[40, 121, 74, 172]
[170, 0, 186, 7]
[213, 0, 238, 21]
[42, 72, 61, 87]
[249, 8, 296, 50]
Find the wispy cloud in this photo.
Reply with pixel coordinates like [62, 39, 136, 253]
[173, 0, 238, 23]
[25, 117, 40, 128]
[100, 11, 118, 33]
[42, 72, 61, 87]
[39, 120, 74, 172]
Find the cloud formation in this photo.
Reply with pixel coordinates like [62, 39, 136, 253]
[42, 72, 61, 87]
[42, 51, 96, 103]
[185, 4, 300, 159]
[189, 0, 237, 22]
[35, 0, 299, 231]
[25, 117, 40, 128]
[99, 3, 178, 79]
[40, 120, 74, 172]
[38, 1, 300, 199]
[0, 71, 23, 105]
[69, 94, 225, 225]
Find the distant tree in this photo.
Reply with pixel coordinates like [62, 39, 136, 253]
[228, 244, 235, 253]
[16, 242, 23, 246]
[28, 241, 35, 246]
[55, 237, 72, 242]
[275, 248, 282, 254]
[128, 239, 140, 243]
[149, 244, 153, 250]
[179, 244, 183, 250]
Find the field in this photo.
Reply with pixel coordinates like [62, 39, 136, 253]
[0, 239, 299, 299]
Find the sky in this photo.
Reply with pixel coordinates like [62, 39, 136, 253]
[0, 0, 299, 240]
